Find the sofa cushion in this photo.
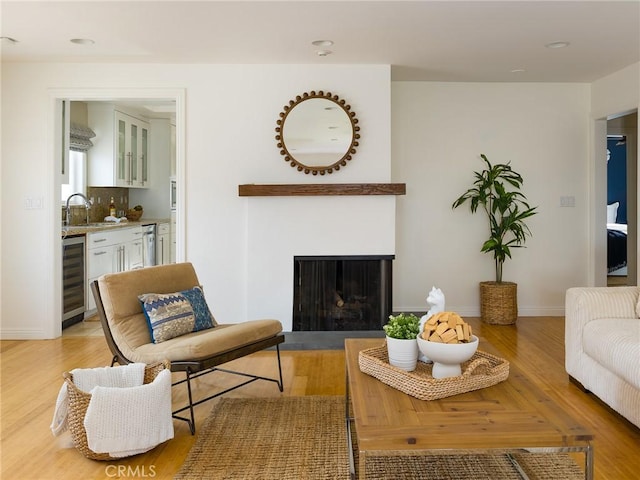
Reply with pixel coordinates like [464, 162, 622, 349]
[139, 286, 215, 343]
[583, 318, 640, 389]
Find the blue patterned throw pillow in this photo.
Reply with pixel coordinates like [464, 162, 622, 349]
[181, 287, 216, 332]
[139, 286, 216, 343]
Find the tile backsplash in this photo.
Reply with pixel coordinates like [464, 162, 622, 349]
[62, 187, 129, 224]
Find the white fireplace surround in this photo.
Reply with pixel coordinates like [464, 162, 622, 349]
[245, 195, 396, 331]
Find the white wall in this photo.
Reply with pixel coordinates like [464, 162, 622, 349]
[591, 63, 639, 120]
[129, 118, 172, 219]
[2, 61, 638, 338]
[0, 63, 391, 338]
[392, 82, 591, 315]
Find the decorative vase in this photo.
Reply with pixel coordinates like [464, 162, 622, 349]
[480, 281, 518, 325]
[386, 336, 419, 372]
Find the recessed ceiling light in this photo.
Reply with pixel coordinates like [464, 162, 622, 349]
[70, 38, 95, 45]
[545, 41, 570, 49]
[312, 40, 334, 47]
[316, 50, 332, 57]
[510, 68, 526, 73]
[0, 37, 18, 44]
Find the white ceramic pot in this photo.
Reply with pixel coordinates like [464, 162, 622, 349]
[386, 336, 419, 371]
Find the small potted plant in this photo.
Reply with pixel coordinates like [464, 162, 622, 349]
[383, 313, 420, 371]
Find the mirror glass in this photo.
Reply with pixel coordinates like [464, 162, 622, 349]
[276, 91, 360, 175]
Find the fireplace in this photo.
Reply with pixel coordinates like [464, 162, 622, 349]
[292, 255, 393, 331]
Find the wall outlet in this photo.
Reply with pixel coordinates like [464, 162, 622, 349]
[560, 196, 575, 207]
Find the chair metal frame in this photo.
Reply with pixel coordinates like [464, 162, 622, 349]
[91, 280, 285, 434]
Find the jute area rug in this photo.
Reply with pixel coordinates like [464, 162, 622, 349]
[175, 396, 585, 480]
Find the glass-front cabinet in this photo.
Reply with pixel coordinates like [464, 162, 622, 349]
[115, 111, 149, 187]
[141, 127, 148, 185]
[88, 103, 150, 188]
[117, 116, 126, 185]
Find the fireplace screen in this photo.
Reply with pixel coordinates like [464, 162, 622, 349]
[293, 256, 393, 331]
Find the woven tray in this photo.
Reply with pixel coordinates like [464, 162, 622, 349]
[358, 344, 509, 401]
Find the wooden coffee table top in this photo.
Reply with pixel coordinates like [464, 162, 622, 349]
[345, 338, 594, 453]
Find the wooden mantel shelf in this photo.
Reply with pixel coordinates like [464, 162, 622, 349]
[238, 183, 406, 197]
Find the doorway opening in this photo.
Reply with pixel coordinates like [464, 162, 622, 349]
[51, 88, 185, 338]
[607, 112, 638, 287]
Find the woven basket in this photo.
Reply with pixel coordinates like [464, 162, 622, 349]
[62, 361, 169, 460]
[480, 281, 518, 325]
[359, 344, 509, 401]
[125, 209, 143, 221]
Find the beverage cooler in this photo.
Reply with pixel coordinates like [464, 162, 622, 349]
[62, 235, 85, 327]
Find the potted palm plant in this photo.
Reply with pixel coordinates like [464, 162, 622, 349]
[452, 154, 537, 325]
[383, 313, 420, 371]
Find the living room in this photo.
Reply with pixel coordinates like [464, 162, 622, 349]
[1, 1, 639, 478]
[2, 3, 639, 339]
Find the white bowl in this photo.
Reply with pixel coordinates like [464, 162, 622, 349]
[417, 335, 479, 378]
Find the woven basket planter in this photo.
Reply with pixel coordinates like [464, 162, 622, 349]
[480, 281, 518, 325]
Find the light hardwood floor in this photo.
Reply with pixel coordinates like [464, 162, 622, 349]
[1, 317, 638, 479]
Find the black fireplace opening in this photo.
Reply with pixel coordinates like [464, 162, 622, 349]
[293, 255, 393, 331]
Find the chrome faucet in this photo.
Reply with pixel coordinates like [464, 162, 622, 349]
[65, 193, 92, 226]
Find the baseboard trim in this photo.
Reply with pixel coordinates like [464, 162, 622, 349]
[394, 306, 565, 317]
[0, 328, 52, 340]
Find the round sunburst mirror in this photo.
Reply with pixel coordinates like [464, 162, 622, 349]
[275, 91, 360, 175]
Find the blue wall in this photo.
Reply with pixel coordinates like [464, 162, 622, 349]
[607, 137, 627, 224]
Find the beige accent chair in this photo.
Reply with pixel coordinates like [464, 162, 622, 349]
[91, 262, 285, 434]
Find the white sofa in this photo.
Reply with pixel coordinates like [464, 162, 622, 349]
[565, 286, 640, 428]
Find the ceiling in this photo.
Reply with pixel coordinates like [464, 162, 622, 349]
[1, 1, 639, 83]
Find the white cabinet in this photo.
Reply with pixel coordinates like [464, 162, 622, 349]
[88, 104, 150, 188]
[127, 228, 144, 270]
[157, 222, 171, 265]
[86, 226, 143, 311]
[116, 111, 149, 188]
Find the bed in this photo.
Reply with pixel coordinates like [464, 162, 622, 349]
[608, 223, 627, 273]
[607, 201, 627, 274]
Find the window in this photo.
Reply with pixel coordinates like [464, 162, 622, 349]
[61, 150, 87, 204]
